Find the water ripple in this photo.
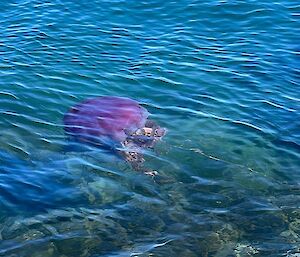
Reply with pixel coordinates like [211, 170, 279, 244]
[0, 0, 299, 255]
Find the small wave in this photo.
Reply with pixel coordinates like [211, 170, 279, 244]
[231, 120, 264, 132]
[7, 143, 30, 157]
[152, 76, 183, 86]
[261, 100, 296, 112]
[0, 92, 19, 100]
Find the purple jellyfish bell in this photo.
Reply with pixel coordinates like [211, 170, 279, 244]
[64, 96, 166, 175]
[63, 96, 150, 147]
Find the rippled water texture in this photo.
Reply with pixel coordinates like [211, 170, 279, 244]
[0, 0, 299, 256]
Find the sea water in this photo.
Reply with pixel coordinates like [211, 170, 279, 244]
[0, 0, 299, 256]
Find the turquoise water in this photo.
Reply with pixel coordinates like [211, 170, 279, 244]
[0, 0, 299, 256]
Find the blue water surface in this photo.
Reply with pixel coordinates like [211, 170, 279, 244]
[0, 0, 299, 256]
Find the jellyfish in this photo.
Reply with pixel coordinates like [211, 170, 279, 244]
[63, 96, 166, 174]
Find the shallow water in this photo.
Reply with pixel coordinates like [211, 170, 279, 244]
[0, 0, 299, 256]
